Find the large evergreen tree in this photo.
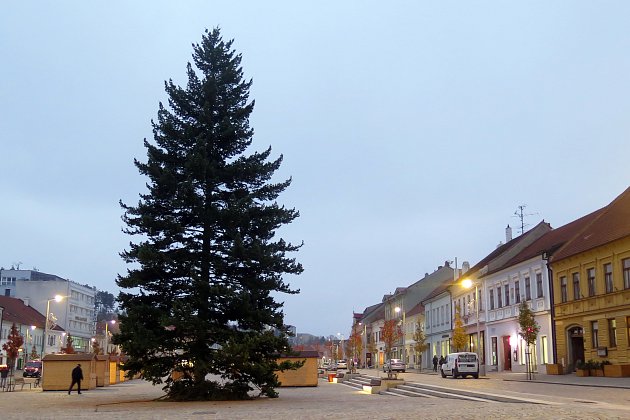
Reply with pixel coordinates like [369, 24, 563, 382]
[115, 28, 303, 400]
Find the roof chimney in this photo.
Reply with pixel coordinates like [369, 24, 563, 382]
[462, 261, 470, 273]
[506, 224, 513, 242]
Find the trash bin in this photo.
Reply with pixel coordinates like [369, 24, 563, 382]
[327, 373, 336, 382]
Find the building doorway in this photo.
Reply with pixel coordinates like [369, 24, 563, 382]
[568, 326, 584, 371]
[502, 336, 512, 371]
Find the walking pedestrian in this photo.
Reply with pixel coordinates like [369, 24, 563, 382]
[432, 355, 438, 372]
[68, 363, 83, 394]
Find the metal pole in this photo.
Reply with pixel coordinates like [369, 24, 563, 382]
[402, 309, 406, 367]
[105, 322, 108, 355]
[476, 284, 485, 376]
[42, 299, 50, 357]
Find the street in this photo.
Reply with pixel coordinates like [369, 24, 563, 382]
[1, 370, 629, 419]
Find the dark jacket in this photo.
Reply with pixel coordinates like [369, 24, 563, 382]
[72, 365, 83, 381]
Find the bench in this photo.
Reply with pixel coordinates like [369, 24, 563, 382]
[6, 377, 37, 391]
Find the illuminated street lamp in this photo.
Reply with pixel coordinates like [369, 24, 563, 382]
[462, 279, 484, 375]
[42, 295, 64, 356]
[104, 320, 116, 355]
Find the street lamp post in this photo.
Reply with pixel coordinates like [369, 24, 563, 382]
[462, 279, 485, 376]
[25, 325, 36, 364]
[104, 320, 116, 355]
[42, 295, 64, 357]
[395, 305, 405, 367]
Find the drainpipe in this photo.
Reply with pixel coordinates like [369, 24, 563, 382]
[544, 254, 558, 364]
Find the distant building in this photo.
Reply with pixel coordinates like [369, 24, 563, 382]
[0, 269, 96, 353]
[0, 296, 65, 368]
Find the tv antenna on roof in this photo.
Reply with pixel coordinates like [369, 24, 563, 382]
[513, 205, 536, 235]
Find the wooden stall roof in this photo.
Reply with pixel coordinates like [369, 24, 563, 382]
[279, 350, 319, 359]
[43, 353, 97, 361]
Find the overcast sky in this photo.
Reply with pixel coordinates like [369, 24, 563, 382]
[2, 1, 629, 338]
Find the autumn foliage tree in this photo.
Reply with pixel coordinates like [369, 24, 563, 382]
[413, 324, 429, 370]
[518, 301, 540, 346]
[61, 335, 76, 354]
[348, 329, 363, 367]
[452, 306, 468, 352]
[381, 319, 402, 360]
[2, 323, 24, 373]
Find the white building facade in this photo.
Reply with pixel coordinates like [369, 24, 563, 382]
[0, 270, 97, 354]
[482, 257, 553, 373]
[422, 288, 452, 370]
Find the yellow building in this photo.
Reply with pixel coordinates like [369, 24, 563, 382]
[550, 187, 630, 372]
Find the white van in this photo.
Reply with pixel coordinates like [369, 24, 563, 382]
[440, 352, 479, 379]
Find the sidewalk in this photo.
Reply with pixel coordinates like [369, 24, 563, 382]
[357, 366, 630, 389]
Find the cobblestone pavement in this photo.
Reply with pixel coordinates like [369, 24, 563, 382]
[2, 373, 630, 419]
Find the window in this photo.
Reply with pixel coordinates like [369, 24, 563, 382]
[609, 319, 617, 347]
[489, 289, 495, 310]
[478, 288, 483, 311]
[467, 295, 471, 315]
[525, 276, 531, 301]
[604, 263, 613, 293]
[504, 284, 510, 306]
[623, 259, 630, 290]
[491, 337, 498, 366]
[560, 276, 568, 303]
[536, 272, 544, 298]
[515, 280, 520, 303]
[572, 272, 581, 300]
[497, 287, 502, 308]
[587, 268, 596, 297]
[591, 321, 599, 348]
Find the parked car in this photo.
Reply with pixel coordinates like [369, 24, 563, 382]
[336, 359, 348, 369]
[383, 359, 406, 372]
[441, 352, 479, 379]
[325, 363, 338, 371]
[23, 360, 42, 378]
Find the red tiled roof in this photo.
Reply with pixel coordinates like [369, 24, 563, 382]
[490, 208, 605, 273]
[0, 296, 46, 328]
[406, 302, 424, 317]
[551, 187, 630, 263]
[463, 222, 545, 278]
[422, 283, 451, 303]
